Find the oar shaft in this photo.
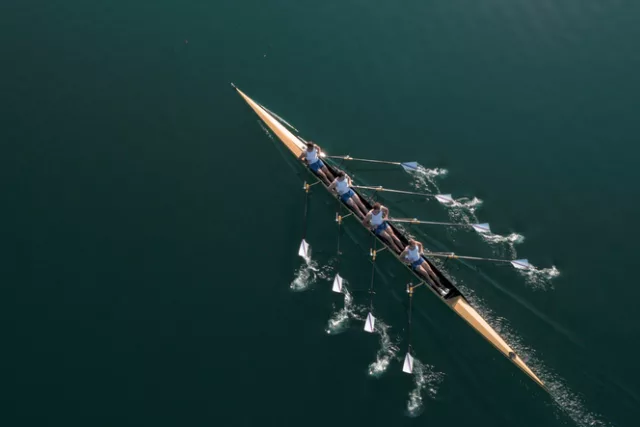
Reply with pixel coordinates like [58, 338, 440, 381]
[325, 155, 401, 166]
[427, 252, 511, 264]
[389, 218, 464, 227]
[352, 185, 435, 197]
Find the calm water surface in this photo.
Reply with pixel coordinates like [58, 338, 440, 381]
[1, 1, 639, 426]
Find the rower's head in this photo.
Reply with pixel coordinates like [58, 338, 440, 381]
[372, 202, 381, 212]
[337, 171, 346, 180]
[306, 142, 315, 151]
[409, 239, 418, 248]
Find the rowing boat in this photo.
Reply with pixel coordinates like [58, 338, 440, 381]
[232, 83, 545, 389]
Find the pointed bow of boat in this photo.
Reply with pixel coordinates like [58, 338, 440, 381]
[232, 84, 305, 156]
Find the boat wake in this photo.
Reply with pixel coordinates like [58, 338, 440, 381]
[367, 320, 400, 378]
[544, 372, 611, 427]
[258, 121, 275, 142]
[404, 358, 445, 418]
[457, 283, 608, 427]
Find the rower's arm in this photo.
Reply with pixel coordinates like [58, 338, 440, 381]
[328, 179, 337, 191]
[298, 151, 306, 161]
[363, 211, 372, 225]
[346, 175, 352, 186]
[399, 247, 409, 261]
[381, 206, 390, 219]
[417, 242, 424, 255]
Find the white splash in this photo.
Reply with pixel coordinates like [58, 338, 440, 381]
[405, 358, 445, 418]
[443, 195, 527, 259]
[290, 246, 319, 292]
[450, 196, 484, 213]
[519, 265, 561, 291]
[367, 320, 400, 378]
[326, 285, 358, 335]
[409, 166, 448, 191]
[410, 162, 521, 256]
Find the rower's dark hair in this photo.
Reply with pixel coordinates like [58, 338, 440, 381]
[306, 141, 315, 148]
[373, 202, 381, 209]
[337, 171, 345, 178]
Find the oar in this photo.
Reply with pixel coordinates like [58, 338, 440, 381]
[258, 103, 300, 133]
[331, 205, 351, 293]
[389, 218, 491, 234]
[364, 236, 378, 333]
[426, 252, 532, 270]
[324, 155, 419, 172]
[352, 185, 454, 205]
[402, 284, 417, 374]
[297, 179, 332, 258]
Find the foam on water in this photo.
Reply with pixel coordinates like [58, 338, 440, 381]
[404, 358, 445, 418]
[367, 320, 400, 378]
[408, 163, 535, 263]
[408, 166, 448, 192]
[290, 245, 319, 292]
[449, 196, 484, 213]
[412, 172, 525, 257]
[519, 265, 561, 291]
[326, 285, 361, 335]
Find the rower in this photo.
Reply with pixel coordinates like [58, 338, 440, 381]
[363, 202, 403, 253]
[400, 240, 448, 295]
[328, 171, 368, 219]
[298, 141, 334, 185]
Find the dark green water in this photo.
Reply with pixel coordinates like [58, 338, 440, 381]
[2, 1, 639, 425]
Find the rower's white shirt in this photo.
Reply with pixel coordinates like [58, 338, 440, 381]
[335, 178, 350, 195]
[406, 246, 421, 262]
[370, 210, 384, 226]
[305, 148, 319, 164]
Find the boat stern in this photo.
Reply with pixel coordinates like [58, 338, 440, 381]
[447, 296, 545, 389]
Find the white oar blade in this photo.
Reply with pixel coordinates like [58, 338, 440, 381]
[401, 162, 419, 172]
[402, 352, 414, 374]
[298, 239, 310, 259]
[332, 274, 343, 293]
[364, 312, 376, 333]
[511, 259, 531, 270]
[435, 194, 454, 204]
[472, 223, 491, 233]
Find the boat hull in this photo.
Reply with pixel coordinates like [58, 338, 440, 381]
[234, 85, 545, 390]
